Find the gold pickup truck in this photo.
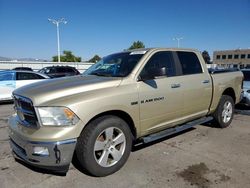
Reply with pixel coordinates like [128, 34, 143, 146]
[8, 48, 243, 176]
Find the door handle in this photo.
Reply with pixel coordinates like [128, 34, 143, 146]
[202, 80, 210, 84]
[171, 83, 181, 88]
[6, 84, 13, 86]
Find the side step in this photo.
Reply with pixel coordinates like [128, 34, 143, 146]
[142, 116, 213, 144]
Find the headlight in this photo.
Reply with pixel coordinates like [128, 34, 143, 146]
[247, 90, 250, 93]
[36, 107, 79, 126]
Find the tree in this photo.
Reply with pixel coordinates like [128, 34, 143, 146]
[128, 41, 145, 50]
[52, 50, 81, 62]
[202, 50, 211, 64]
[89, 55, 101, 63]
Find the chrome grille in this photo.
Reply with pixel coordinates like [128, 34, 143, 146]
[13, 95, 38, 128]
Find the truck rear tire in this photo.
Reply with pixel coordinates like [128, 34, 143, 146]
[76, 115, 132, 177]
[212, 95, 234, 128]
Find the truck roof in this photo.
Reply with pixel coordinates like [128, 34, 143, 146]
[124, 47, 200, 53]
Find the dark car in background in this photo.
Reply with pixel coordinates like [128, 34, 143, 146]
[12, 67, 33, 71]
[38, 66, 80, 78]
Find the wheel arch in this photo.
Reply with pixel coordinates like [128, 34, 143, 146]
[82, 110, 137, 140]
[222, 87, 236, 103]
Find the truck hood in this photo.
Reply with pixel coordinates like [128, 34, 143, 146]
[13, 75, 122, 105]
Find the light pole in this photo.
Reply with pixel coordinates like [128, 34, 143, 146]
[48, 18, 67, 62]
[173, 37, 183, 48]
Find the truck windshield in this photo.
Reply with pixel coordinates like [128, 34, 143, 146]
[242, 71, 250, 81]
[84, 52, 145, 77]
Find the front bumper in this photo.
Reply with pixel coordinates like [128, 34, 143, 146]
[8, 115, 77, 173]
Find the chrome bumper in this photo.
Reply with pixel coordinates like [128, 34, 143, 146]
[9, 120, 76, 173]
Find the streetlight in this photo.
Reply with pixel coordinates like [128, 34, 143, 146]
[173, 37, 183, 48]
[48, 18, 67, 62]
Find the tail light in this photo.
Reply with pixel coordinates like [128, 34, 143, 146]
[241, 77, 244, 89]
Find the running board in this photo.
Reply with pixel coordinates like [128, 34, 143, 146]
[142, 116, 213, 144]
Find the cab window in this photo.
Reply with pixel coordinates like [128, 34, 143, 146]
[176, 51, 202, 75]
[140, 51, 177, 79]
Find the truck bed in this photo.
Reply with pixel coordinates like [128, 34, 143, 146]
[209, 70, 243, 113]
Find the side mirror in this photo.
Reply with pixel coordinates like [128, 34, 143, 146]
[150, 67, 167, 77]
[138, 67, 167, 81]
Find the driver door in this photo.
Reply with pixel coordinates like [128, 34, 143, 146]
[137, 51, 184, 135]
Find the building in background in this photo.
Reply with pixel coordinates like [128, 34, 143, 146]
[213, 49, 250, 69]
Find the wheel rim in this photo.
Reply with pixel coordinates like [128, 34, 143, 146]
[222, 101, 233, 123]
[93, 127, 126, 167]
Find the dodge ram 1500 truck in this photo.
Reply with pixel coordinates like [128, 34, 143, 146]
[8, 48, 243, 176]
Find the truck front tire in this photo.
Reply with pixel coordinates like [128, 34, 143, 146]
[213, 95, 234, 128]
[76, 115, 132, 177]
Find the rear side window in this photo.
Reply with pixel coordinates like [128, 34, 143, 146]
[177, 51, 202, 75]
[17, 72, 45, 80]
[65, 67, 76, 73]
[56, 67, 67, 73]
[35, 74, 46, 79]
[141, 51, 177, 78]
[39, 69, 45, 74]
[46, 68, 56, 74]
[0, 72, 15, 81]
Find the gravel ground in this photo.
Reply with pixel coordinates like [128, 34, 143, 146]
[0, 103, 250, 188]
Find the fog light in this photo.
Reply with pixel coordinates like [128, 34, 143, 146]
[33, 146, 49, 156]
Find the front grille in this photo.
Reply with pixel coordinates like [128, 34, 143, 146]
[13, 95, 38, 128]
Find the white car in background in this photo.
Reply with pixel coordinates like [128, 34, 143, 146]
[240, 69, 250, 106]
[0, 70, 49, 102]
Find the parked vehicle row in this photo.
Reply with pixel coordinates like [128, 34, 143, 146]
[0, 70, 49, 101]
[10, 65, 80, 78]
[0, 66, 81, 102]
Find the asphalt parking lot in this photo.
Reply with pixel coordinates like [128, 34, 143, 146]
[0, 103, 250, 188]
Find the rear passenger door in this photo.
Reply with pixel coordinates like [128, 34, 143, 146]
[174, 51, 212, 119]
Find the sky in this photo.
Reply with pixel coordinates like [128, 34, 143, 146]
[0, 0, 250, 61]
